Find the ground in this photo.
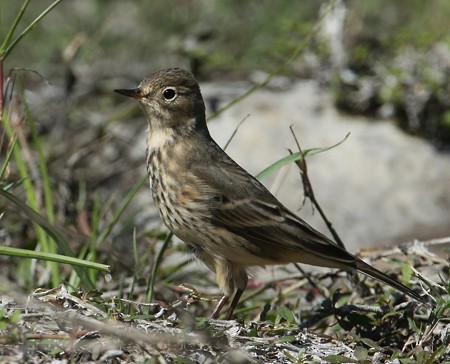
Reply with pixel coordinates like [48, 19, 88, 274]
[1, 240, 448, 363]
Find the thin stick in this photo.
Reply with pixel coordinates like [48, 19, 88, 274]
[289, 126, 346, 250]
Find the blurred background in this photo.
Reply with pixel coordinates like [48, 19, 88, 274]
[1, 0, 449, 289]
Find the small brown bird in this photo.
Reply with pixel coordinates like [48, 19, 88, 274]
[115, 68, 427, 319]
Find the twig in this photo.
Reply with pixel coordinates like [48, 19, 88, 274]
[288, 126, 346, 250]
[293, 263, 328, 297]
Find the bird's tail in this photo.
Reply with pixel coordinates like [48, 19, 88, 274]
[354, 257, 429, 305]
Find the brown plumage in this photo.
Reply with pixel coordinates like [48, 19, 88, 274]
[115, 68, 427, 319]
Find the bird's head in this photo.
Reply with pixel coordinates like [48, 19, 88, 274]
[115, 68, 207, 133]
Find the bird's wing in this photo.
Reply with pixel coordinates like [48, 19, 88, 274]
[192, 143, 429, 305]
[193, 146, 357, 268]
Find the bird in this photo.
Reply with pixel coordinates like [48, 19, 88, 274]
[114, 68, 428, 319]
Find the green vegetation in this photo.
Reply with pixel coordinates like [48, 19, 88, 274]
[0, 1, 448, 362]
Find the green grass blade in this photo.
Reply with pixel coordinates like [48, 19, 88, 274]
[256, 152, 305, 181]
[0, 188, 95, 289]
[146, 232, 173, 306]
[256, 133, 350, 180]
[223, 114, 249, 151]
[23, 95, 55, 224]
[0, 0, 31, 57]
[206, 2, 334, 122]
[300, 132, 350, 158]
[95, 174, 147, 247]
[2, 0, 63, 60]
[0, 135, 17, 180]
[0, 246, 109, 272]
[3, 113, 56, 280]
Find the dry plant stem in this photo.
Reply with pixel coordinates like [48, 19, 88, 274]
[0, 332, 89, 345]
[289, 126, 346, 250]
[4, 286, 205, 351]
[293, 263, 327, 296]
[31, 285, 108, 318]
[288, 128, 361, 290]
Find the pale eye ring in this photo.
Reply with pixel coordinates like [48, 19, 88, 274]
[163, 87, 177, 101]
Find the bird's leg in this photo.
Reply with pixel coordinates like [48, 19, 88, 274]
[225, 288, 244, 320]
[210, 295, 228, 319]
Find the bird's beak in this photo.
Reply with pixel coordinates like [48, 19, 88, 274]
[114, 87, 144, 99]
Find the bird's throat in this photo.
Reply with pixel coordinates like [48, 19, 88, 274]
[147, 127, 176, 151]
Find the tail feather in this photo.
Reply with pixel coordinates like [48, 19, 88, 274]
[355, 257, 428, 305]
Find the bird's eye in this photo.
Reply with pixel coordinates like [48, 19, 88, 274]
[163, 87, 177, 101]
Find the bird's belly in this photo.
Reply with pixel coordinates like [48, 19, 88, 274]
[148, 165, 279, 267]
[149, 170, 206, 237]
